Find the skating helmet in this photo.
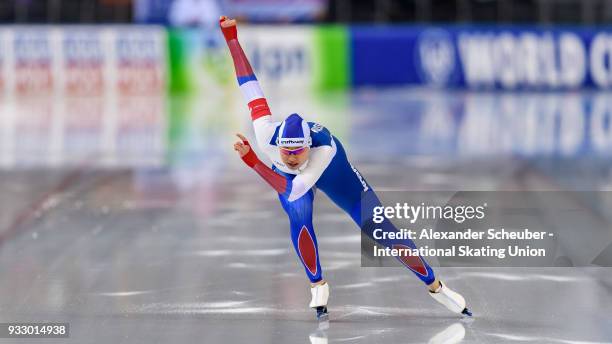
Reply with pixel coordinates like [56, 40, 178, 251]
[277, 113, 312, 148]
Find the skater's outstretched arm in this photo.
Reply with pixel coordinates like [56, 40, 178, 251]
[220, 16, 276, 150]
[234, 130, 336, 201]
[233, 134, 293, 197]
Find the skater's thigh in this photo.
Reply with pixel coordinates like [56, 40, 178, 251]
[278, 188, 315, 224]
[317, 156, 372, 223]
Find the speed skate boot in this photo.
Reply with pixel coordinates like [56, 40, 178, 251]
[429, 281, 472, 316]
[309, 282, 329, 321]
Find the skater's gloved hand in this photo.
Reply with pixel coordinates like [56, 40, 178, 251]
[219, 16, 238, 42]
[234, 133, 259, 168]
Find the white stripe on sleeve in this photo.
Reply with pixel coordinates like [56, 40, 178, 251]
[239, 80, 265, 103]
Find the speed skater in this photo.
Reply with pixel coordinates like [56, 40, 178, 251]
[220, 16, 472, 320]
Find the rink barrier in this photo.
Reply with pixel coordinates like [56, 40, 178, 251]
[167, 24, 612, 91]
[0, 26, 167, 97]
[0, 26, 168, 168]
[166, 25, 350, 93]
[350, 25, 612, 89]
[4, 25, 612, 92]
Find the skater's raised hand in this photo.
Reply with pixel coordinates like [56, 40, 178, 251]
[219, 15, 238, 41]
[233, 133, 251, 158]
[234, 133, 259, 167]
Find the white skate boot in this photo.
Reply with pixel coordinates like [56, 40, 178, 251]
[309, 282, 329, 321]
[429, 281, 472, 316]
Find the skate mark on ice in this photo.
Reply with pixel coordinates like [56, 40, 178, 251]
[332, 305, 424, 320]
[186, 248, 290, 257]
[485, 333, 611, 344]
[95, 290, 156, 297]
[334, 282, 374, 290]
[462, 272, 585, 282]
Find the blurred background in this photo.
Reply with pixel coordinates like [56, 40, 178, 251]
[1, 1, 611, 172]
[4, 0, 612, 24]
[1, 1, 612, 343]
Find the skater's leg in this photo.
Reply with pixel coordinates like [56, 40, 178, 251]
[278, 188, 323, 284]
[277, 186, 330, 319]
[316, 139, 471, 315]
[316, 139, 436, 285]
[359, 194, 470, 315]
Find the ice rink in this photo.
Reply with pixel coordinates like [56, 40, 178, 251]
[0, 89, 611, 343]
